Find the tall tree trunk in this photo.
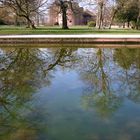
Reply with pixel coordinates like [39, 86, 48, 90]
[136, 15, 140, 30]
[109, 10, 117, 29]
[98, 2, 104, 30]
[127, 21, 130, 28]
[26, 17, 36, 29]
[96, 6, 100, 28]
[27, 20, 30, 28]
[123, 22, 125, 28]
[60, 0, 69, 30]
[15, 15, 19, 26]
[36, 14, 40, 27]
[99, 6, 103, 29]
[62, 8, 68, 29]
[136, 19, 140, 29]
[136, 1, 140, 29]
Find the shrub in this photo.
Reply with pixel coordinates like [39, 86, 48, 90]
[131, 21, 136, 29]
[131, 21, 140, 29]
[136, 21, 140, 29]
[87, 21, 96, 27]
[54, 22, 59, 26]
[0, 19, 6, 25]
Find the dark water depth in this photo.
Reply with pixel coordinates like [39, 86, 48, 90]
[0, 47, 140, 140]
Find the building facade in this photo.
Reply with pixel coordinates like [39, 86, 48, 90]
[47, 1, 96, 26]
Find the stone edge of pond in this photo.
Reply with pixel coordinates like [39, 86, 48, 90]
[0, 35, 140, 46]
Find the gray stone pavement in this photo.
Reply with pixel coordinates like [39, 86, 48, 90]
[0, 34, 140, 38]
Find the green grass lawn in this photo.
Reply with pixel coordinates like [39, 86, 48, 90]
[0, 25, 140, 35]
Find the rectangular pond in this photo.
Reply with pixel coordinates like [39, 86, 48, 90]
[0, 46, 140, 140]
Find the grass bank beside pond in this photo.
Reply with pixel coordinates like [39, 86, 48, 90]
[0, 25, 140, 35]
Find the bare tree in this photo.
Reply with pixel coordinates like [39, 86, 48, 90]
[0, 0, 48, 29]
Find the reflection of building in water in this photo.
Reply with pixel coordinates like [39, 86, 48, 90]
[47, 2, 96, 26]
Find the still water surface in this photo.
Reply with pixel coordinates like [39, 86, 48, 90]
[0, 47, 140, 140]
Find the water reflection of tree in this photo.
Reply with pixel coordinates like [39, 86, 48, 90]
[114, 48, 140, 103]
[79, 48, 123, 118]
[79, 48, 140, 118]
[0, 47, 77, 140]
[0, 48, 47, 140]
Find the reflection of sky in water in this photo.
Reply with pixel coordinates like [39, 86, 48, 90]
[36, 70, 140, 140]
[0, 48, 140, 140]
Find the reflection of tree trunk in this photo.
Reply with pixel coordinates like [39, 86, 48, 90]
[47, 49, 68, 71]
[97, 49, 109, 94]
